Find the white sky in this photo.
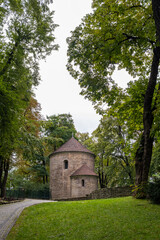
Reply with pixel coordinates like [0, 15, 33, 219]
[35, 0, 130, 134]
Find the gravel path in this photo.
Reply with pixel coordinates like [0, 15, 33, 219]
[0, 199, 54, 240]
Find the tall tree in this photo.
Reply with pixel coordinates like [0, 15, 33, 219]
[0, 0, 58, 197]
[67, 0, 160, 197]
[15, 96, 49, 185]
[44, 113, 77, 152]
[9, 113, 77, 189]
[88, 115, 134, 188]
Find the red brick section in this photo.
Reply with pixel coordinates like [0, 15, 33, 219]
[52, 137, 94, 155]
[71, 164, 98, 177]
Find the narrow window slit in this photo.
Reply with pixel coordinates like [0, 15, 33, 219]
[82, 179, 85, 187]
[64, 160, 68, 169]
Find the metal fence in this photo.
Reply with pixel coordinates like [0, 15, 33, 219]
[6, 189, 50, 200]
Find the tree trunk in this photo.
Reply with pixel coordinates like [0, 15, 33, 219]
[134, 0, 160, 199]
[152, 0, 160, 43]
[0, 159, 10, 198]
[134, 46, 160, 198]
[98, 171, 102, 188]
[43, 176, 45, 184]
[135, 132, 144, 186]
[0, 39, 20, 76]
[46, 175, 48, 184]
[0, 156, 3, 193]
[42, 158, 47, 184]
[142, 46, 160, 181]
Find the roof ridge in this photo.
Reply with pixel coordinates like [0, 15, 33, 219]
[70, 164, 98, 177]
[51, 137, 94, 155]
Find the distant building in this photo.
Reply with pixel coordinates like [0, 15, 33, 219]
[49, 137, 98, 200]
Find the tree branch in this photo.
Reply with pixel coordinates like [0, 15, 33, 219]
[0, 40, 20, 76]
[122, 33, 155, 46]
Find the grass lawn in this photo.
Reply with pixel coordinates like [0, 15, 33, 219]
[7, 197, 160, 240]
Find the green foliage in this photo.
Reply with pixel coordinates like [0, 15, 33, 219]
[7, 197, 160, 240]
[0, 0, 58, 154]
[6, 177, 50, 199]
[132, 183, 148, 199]
[148, 174, 160, 204]
[7, 171, 49, 192]
[67, 0, 160, 195]
[113, 77, 147, 137]
[11, 96, 49, 185]
[44, 113, 77, 152]
[7, 113, 77, 187]
[78, 115, 134, 188]
[76, 132, 90, 145]
[67, 0, 155, 106]
[0, 0, 58, 196]
[94, 115, 134, 187]
[150, 142, 160, 176]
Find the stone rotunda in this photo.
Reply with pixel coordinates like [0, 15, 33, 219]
[49, 137, 98, 200]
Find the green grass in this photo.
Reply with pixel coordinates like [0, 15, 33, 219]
[7, 197, 160, 240]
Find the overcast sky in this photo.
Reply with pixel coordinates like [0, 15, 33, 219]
[34, 0, 130, 134]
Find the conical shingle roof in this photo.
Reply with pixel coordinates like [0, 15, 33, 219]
[51, 137, 94, 155]
[70, 164, 98, 177]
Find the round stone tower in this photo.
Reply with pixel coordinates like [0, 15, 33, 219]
[49, 137, 98, 200]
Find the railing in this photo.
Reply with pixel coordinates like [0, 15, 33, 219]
[6, 189, 50, 200]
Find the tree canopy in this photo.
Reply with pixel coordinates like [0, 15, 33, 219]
[67, 0, 160, 197]
[44, 113, 77, 152]
[67, 0, 155, 106]
[0, 0, 58, 197]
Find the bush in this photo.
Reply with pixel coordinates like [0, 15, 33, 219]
[148, 174, 160, 204]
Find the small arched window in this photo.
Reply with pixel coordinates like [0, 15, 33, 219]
[64, 160, 68, 169]
[82, 179, 85, 187]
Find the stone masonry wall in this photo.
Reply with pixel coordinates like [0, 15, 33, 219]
[71, 176, 98, 198]
[50, 151, 95, 200]
[88, 186, 132, 199]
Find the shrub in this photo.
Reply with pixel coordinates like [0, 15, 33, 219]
[148, 174, 160, 204]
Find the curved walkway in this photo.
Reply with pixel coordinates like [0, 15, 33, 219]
[0, 199, 54, 240]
